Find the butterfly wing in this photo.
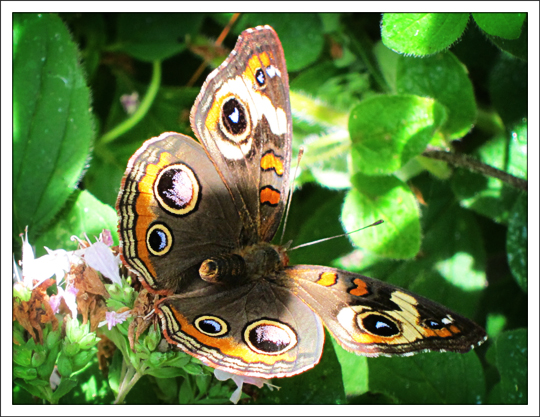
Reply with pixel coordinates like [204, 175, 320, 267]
[287, 265, 487, 356]
[117, 132, 243, 294]
[190, 25, 292, 244]
[157, 278, 324, 378]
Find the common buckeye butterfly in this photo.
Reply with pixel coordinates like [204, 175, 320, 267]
[116, 25, 487, 378]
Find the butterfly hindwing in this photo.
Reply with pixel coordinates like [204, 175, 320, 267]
[157, 278, 324, 378]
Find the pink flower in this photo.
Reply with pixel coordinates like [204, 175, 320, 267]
[120, 91, 140, 115]
[99, 229, 114, 247]
[49, 285, 79, 318]
[214, 369, 279, 404]
[99, 310, 131, 331]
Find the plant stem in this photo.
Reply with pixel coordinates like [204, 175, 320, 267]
[422, 148, 527, 192]
[114, 361, 144, 405]
[100, 60, 162, 145]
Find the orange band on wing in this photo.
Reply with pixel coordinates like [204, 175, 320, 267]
[261, 151, 284, 176]
[260, 186, 280, 206]
[133, 151, 178, 289]
[245, 52, 274, 84]
[349, 278, 369, 297]
[316, 271, 338, 287]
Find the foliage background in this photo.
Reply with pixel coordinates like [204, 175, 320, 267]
[12, 12, 528, 405]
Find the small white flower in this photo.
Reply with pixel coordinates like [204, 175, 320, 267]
[83, 241, 122, 285]
[214, 369, 279, 404]
[16, 228, 72, 289]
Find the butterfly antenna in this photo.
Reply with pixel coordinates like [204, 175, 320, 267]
[280, 147, 305, 245]
[289, 220, 384, 251]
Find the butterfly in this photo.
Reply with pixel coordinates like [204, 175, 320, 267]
[116, 25, 487, 378]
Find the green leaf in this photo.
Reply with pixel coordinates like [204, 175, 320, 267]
[183, 363, 207, 376]
[162, 353, 192, 369]
[13, 13, 94, 243]
[153, 377, 179, 402]
[37, 347, 59, 379]
[115, 13, 204, 62]
[349, 95, 447, 175]
[373, 41, 400, 93]
[31, 350, 47, 368]
[486, 329, 527, 404]
[34, 189, 118, 256]
[472, 13, 526, 40]
[342, 173, 421, 259]
[381, 13, 469, 56]
[57, 352, 73, 377]
[178, 378, 194, 404]
[486, 18, 528, 61]
[14, 366, 38, 381]
[420, 180, 487, 290]
[145, 367, 187, 379]
[489, 54, 527, 127]
[290, 90, 351, 189]
[51, 377, 79, 402]
[331, 339, 368, 398]
[450, 134, 522, 224]
[506, 194, 527, 292]
[396, 52, 476, 139]
[64, 342, 81, 357]
[15, 378, 49, 401]
[195, 374, 212, 396]
[46, 327, 62, 349]
[13, 345, 33, 367]
[107, 351, 123, 395]
[284, 188, 353, 266]
[368, 352, 485, 404]
[72, 350, 97, 370]
[87, 84, 200, 207]
[507, 121, 528, 180]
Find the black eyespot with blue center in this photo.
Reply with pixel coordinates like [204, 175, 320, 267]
[361, 314, 400, 337]
[146, 223, 173, 256]
[194, 315, 229, 337]
[255, 68, 266, 86]
[222, 97, 247, 136]
[424, 319, 444, 330]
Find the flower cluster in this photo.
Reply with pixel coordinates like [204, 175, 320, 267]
[13, 228, 277, 404]
[12, 228, 126, 403]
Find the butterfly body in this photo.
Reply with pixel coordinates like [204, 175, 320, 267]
[117, 25, 486, 379]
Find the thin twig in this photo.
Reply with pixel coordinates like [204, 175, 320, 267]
[186, 13, 240, 87]
[422, 148, 527, 192]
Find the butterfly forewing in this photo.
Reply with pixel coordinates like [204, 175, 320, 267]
[116, 132, 243, 294]
[190, 26, 292, 244]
